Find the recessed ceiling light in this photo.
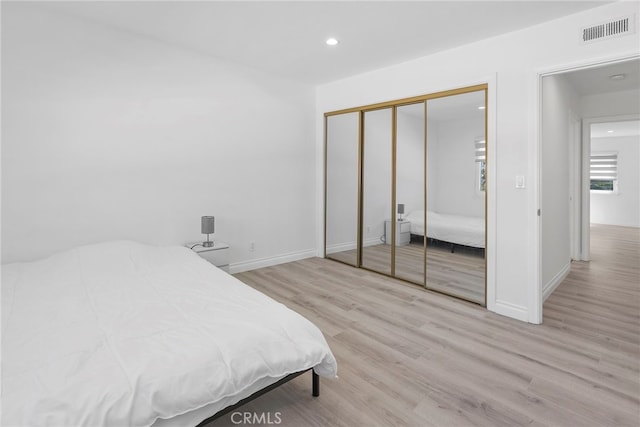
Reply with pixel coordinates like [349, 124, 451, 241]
[326, 38, 339, 46]
[478, 105, 486, 110]
[609, 74, 626, 80]
[607, 130, 615, 133]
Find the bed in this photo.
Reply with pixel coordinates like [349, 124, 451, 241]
[1, 240, 337, 426]
[405, 210, 485, 249]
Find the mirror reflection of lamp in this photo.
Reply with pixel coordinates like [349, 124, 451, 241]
[397, 204, 405, 221]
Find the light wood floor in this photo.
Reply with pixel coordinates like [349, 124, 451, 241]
[329, 242, 485, 304]
[206, 224, 639, 426]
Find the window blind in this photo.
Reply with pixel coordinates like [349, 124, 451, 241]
[474, 139, 486, 162]
[590, 153, 618, 181]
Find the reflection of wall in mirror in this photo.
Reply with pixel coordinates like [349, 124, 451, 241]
[396, 110, 425, 220]
[427, 118, 438, 214]
[326, 114, 359, 252]
[428, 116, 485, 218]
[362, 109, 393, 246]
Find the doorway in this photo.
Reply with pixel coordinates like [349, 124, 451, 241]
[580, 116, 640, 259]
[538, 57, 640, 323]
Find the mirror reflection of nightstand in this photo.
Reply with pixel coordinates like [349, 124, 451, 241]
[384, 220, 411, 246]
[185, 242, 230, 272]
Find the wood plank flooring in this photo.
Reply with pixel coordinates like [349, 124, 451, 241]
[205, 224, 639, 426]
[329, 242, 485, 304]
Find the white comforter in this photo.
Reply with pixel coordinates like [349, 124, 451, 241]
[1, 241, 337, 427]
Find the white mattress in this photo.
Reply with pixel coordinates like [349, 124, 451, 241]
[1, 241, 338, 427]
[405, 210, 485, 248]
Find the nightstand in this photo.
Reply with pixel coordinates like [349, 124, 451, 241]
[185, 241, 230, 273]
[384, 220, 411, 246]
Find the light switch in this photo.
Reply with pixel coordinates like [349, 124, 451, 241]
[516, 175, 525, 189]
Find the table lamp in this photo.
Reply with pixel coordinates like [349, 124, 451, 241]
[201, 216, 215, 247]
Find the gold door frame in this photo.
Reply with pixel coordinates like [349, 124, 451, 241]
[324, 83, 488, 306]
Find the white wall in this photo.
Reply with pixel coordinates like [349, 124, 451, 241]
[591, 136, 640, 227]
[1, 3, 317, 269]
[316, 1, 640, 322]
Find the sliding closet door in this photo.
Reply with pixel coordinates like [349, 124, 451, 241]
[324, 83, 488, 306]
[325, 112, 359, 266]
[425, 90, 486, 304]
[395, 102, 426, 284]
[361, 108, 393, 275]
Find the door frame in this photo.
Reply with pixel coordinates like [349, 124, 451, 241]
[569, 111, 582, 261]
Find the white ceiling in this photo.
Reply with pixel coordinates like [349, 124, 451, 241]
[591, 120, 640, 138]
[43, 0, 613, 85]
[564, 59, 640, 96]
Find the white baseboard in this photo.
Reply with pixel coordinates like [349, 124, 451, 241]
[326, 241, 357, 254]
[542, 262, 571, 302]
[363, 237, 384, 247]
[229, 248, 317, 274]
[326, 237, 384, 255]
[493, 300, 529, 322]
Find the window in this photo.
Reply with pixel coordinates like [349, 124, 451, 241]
[590, 152, 618, 193]
[475, 138, 486, 192]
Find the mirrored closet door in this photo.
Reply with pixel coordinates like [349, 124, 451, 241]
[324, 85, 487, 306]
[425, 90, 486, 304]
[361, 108, 393, 276]
[395, 102, 426, 285]
[325, 112, 359, 266]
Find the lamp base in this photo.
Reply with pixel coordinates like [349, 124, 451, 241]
[202, 241, 214, 247]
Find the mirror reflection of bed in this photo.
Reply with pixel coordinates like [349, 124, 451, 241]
[408, 210, 485, 303]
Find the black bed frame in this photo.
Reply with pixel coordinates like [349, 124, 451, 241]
[411, 234, 485, 256]
[195, 369, 319, 426]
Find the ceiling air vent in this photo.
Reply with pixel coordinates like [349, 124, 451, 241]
[581, 15, 636, 43]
